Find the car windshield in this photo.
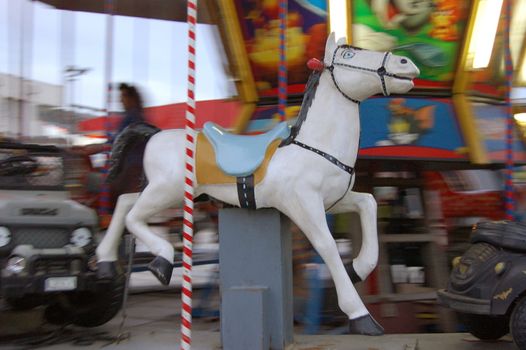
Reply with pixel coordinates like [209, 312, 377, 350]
[0, 143, 64, 190]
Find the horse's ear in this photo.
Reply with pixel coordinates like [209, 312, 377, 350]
[324, 32, 337, 66]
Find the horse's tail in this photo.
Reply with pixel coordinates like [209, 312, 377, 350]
[106, 122, 160, 183]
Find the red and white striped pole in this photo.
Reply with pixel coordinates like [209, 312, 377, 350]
[180, 0, 197, 349]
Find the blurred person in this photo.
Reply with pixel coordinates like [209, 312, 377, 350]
[69, 83, 156, 218]
[108, 83, 158, 206]
[116, 83, 146, 137]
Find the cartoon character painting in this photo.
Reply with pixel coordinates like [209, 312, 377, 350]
[378, 98, 435, 145]
[241, 0, 328, 91]
[429, 0, 461, 41]
[354, 0, 467, 86]
[369, 0, 434, 32]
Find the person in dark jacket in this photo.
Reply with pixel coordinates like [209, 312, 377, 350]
[110, 83, 148, 205]
[116, 83, 145, 135]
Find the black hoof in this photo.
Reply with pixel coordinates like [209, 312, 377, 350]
[96, 261, 119, 280]
[348, 261, 363, 284]
[349, 314, 384, 336]
[148, 256, 173, 285]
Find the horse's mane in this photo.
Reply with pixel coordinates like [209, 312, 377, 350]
[281, 70, 321, 145]
[107, 122, 160, 183]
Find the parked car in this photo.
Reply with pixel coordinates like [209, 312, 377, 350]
[0, 141, 123, 327]
[438, 221, 526, 349]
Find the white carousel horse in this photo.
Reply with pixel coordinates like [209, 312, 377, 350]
[96, 33, 419, 335]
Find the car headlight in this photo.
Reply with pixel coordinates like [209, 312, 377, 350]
[0, 227, 11, 248]
[71, 227, 92, 247]
[6, 256, 26, 274]
[495, 262, 506, 275]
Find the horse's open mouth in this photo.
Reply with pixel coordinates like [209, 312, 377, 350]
[393, 68, 420, 81]
[392, 74, 416, 81]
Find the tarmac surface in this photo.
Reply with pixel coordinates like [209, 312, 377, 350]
[0, 270, 518, 350]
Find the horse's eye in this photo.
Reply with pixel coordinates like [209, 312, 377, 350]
[342, 50, 355, 59]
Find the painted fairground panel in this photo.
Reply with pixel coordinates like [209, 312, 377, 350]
[234, 0, 328, 97]
[358, 97, 468, 160]
[472, 103, 526, 163]
[352, 0, 470, 90]
[245, 104, 301, 132]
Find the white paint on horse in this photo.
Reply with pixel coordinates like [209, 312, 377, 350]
[96, 33, 419, 322]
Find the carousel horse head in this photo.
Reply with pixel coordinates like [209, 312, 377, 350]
[322, 33, 420, 102]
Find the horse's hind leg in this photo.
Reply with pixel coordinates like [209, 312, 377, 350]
[96, 192, 140, 262]
[95, 193, 139, 279]
[279, 193, 383, 335]
[328, 191, 378, 282]
[125, 181, 182, 285]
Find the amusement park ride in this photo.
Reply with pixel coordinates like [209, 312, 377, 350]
[5, 0, 526, 349]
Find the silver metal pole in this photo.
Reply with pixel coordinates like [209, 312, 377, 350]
[17, 0, 25, 139]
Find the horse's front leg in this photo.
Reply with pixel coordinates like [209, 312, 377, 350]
[279, 192, 383, 335]
[328, 191, 378, 282]
[96, 192, 139, 278]
[124, 181, 181, 285]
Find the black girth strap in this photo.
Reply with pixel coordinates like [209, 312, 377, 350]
[292, 140, 355, 175]
[237, 175, 256, 209]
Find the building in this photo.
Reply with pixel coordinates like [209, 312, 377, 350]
[0, 73, 64, 139]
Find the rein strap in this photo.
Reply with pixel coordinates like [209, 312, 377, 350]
[292, 140, 355, 175]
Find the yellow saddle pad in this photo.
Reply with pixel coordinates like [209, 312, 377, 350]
[195, 132, 280, 185]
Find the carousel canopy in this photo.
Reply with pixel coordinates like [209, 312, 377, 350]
[37, 0, 215, 24]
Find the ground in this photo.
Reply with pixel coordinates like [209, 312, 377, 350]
[0, 271, 518, 350]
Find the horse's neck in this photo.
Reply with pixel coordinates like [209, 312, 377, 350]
[296, 72, 361, 165]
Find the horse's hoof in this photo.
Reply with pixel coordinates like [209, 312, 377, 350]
[348, 261, 362, 284]
[349, 314, 384, 336]
[96, 261, 118, 280]
[148, 256, 173, 285]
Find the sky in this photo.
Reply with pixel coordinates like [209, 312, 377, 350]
[0, 0, 236, 113]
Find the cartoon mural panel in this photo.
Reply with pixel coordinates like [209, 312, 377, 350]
[472, 103, 526, 163]
[353, 0, 470, 89]
[359, 97, 468, 159]
[235, 0, 328, 96]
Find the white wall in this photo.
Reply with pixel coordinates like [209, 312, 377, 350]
[0, 73, 63, 138]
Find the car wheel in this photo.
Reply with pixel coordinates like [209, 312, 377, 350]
[5, 296, 43, 310]
[461, 313, 509, 341]
[71, 272, 126, 327]
[43, 272, 126, 327]
[511, 296, 526, 349]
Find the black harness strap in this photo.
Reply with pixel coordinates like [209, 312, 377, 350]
[244, 45, 399, 210]
[326, 172, 354, 213]
[236, 175, 256, 209]
[327, 48, 409, 98]
[327, 65, 361, 105]
[291, 140, 355, 212]
[292, 140, 354, 175]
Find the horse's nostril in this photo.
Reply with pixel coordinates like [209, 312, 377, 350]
[401, 58, 408, 64]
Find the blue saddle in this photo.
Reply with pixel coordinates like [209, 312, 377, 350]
[202, 121, 291, 177]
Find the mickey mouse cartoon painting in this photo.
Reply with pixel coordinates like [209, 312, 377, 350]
[369, 0, 435, 33]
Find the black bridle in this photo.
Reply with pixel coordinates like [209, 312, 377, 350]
[326, 45, 410, 103]
[287, 45, 396, 210]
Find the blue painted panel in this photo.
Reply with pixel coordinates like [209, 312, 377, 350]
[359, 97, 465, 151]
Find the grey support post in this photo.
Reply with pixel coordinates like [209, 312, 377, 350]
[219, 208, 294, 350]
